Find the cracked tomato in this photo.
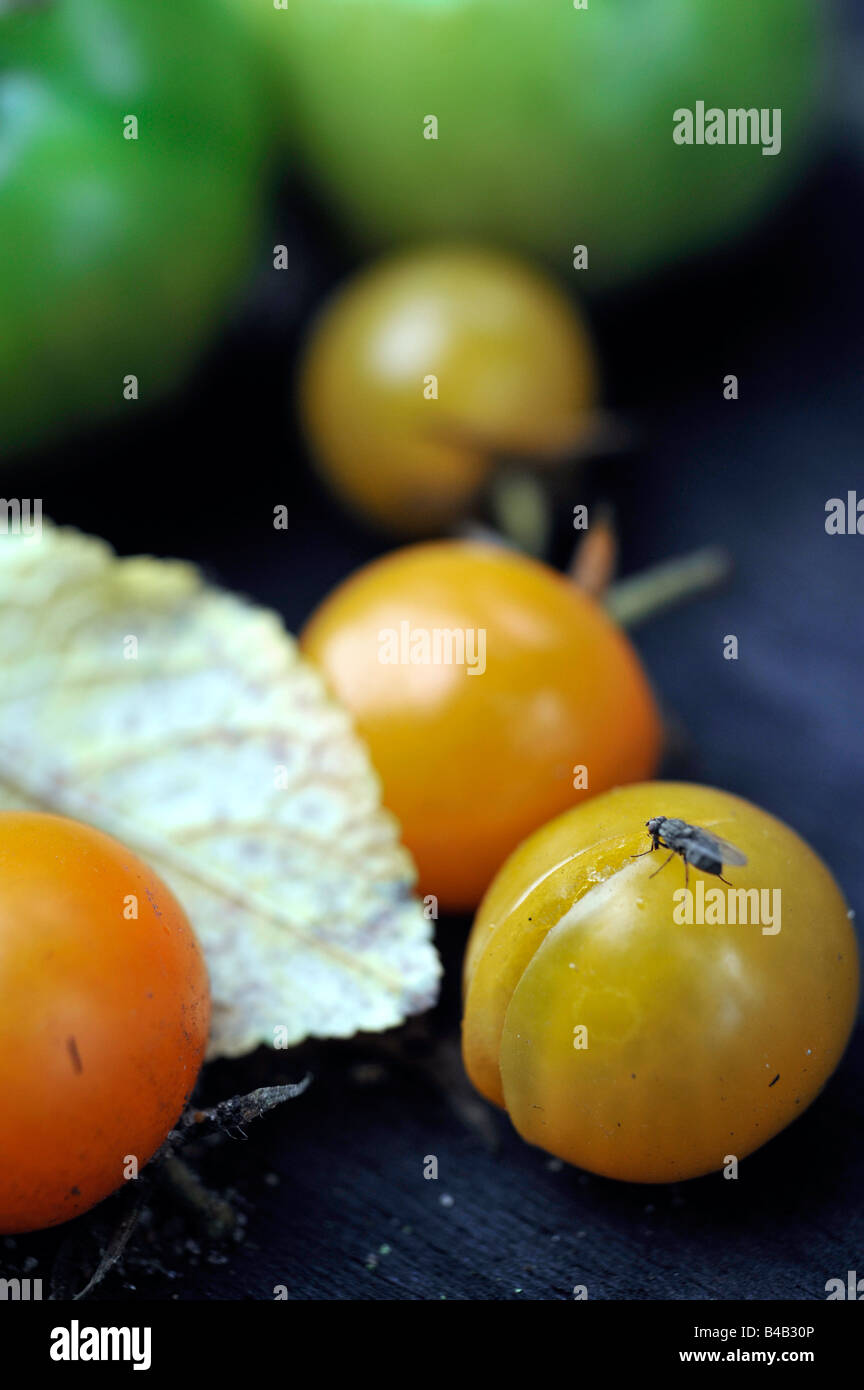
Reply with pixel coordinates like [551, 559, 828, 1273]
[463, 781, 859, 1182]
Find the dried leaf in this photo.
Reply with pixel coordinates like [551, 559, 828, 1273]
[0, 522, 440, 1058]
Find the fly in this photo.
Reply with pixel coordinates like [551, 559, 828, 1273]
[634, 816, 748, 887]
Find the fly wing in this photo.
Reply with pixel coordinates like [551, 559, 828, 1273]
[694, 829, 748, 866]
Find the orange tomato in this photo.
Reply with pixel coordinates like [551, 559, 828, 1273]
[299, 246, 598, 534]
[301, 542, 661, 910]
[463, 782, 860, 1182]
[0, 812, 210, 1233]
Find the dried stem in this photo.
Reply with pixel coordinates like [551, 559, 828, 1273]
[569, 503, 619, 597]
[169, 1078, 312, 1145]
[156, 1155, 237, 1240]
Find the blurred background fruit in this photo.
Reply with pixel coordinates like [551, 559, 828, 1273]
[299, 246, 598, 534]
[0, 0, 268, 455]
[301, 541, 661, 910]
[235, 0, 826, 287]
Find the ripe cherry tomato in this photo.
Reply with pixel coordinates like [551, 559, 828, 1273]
[0, 813, 210, 1233]
[463, 782, 859, 1183]
[299, 246, 597, 533]
[301, 542, 660, 910]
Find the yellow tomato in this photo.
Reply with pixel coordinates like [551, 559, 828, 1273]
[299, 246, 598, 533]
[463, 782, 859, 1183]
[301, 542, 660, 910]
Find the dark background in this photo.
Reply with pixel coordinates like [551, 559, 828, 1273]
[3, 22, 863, 1302]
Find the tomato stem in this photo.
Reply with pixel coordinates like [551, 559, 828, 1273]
[569, 503, 618, 597]
[158, 1155, 237, 1239]
[606, 547, 732, 628]
[488, 467, 551, 557]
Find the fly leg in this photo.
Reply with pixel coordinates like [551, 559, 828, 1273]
[631, 836, 661, 862]
[649, 851, 676, 879]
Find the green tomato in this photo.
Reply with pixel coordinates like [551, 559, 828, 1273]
[236, 0, 825, 287]
[0, 0, 268, 454]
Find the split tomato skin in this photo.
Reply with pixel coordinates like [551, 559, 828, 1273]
[462, 782, 859, 1183]
[0, 812, 210, 1234]
[301, 542, 661, 910]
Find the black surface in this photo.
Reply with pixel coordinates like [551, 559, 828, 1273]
[4, 124, 864, 1303]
